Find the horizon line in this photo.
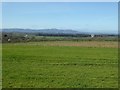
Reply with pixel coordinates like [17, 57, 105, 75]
[1, 28, 118, 35]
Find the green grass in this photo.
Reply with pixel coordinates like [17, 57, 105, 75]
[2, 42, 118, 88]
[0, 44, 2, 89]
[32, 36, 118, 41]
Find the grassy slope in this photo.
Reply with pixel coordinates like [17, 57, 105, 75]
[2, 42, 118, 88]
[0, 44, 2, 89]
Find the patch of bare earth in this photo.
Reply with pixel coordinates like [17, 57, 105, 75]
[12, 41, 118, 48]
[43, 41, 118, 48]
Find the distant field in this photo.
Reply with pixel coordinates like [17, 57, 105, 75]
[5, 41, 118, 48]
[2, 41, 118, 88]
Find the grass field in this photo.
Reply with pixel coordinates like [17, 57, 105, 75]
[2, 41, 118, 88]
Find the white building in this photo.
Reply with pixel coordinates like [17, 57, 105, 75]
[91, 34, 94, 38]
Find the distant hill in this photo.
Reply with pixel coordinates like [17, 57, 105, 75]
[1, 28, 117, 35]
[2, 28, 83, 35]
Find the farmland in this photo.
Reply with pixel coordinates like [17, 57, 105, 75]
[2, 41, 118, 88]
[2, 1, 118, 88]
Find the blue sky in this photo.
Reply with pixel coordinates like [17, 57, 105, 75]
[2, 2, 118, 34]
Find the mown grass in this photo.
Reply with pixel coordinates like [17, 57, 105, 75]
[2, 41, 118, 88]
[0, 44, 2, 89]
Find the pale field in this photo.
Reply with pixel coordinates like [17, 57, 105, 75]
[5, 41, 118, 48]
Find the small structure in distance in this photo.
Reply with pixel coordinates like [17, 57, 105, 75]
[8, 38, 11, 42]
[91, 34, 94, 38]
[24, 34, 28, 38]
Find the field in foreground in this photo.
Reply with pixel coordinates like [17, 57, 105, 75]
[2, 41, 118, 88]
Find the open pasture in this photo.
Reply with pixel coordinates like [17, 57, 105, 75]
[2, 41, 118, 88]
